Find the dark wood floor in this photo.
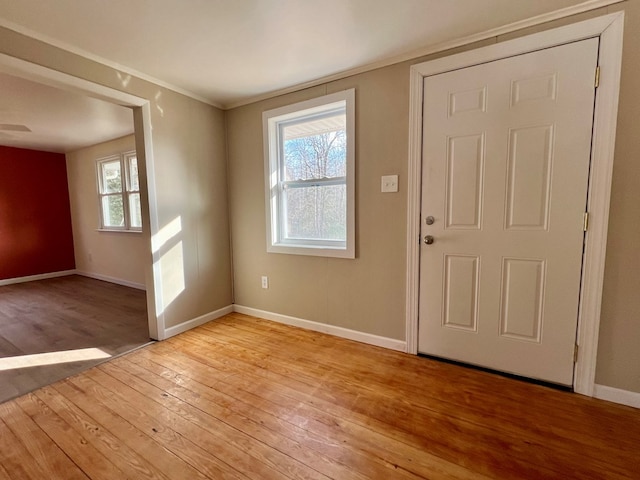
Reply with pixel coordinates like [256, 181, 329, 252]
[0, 312, 638, 479]
[0, 275, 150, 403]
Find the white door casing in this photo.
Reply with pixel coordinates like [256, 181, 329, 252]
[418, 38, 598, 386]
[405, 13, 624, 395]
[0, 53, 162, 340]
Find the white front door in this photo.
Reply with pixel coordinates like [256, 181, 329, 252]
[418, 38, 599, 386]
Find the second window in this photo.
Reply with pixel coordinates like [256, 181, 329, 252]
[97, 151, 142, 231]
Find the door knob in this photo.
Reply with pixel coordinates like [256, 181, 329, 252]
[424, 235, 434, 245]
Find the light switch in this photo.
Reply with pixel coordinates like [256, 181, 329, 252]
[381, 175, 398, 193]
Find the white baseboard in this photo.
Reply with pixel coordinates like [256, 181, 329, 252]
[233, 305, 407, 352]
[593, 384, 640, 409]
[163, 305, 234, 339]
[76, 271, 146, 291]
[0, 269, 76, 286]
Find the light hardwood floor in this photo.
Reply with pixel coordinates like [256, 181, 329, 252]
[0, 275, 150, 403]
[0, 312, 638, 479]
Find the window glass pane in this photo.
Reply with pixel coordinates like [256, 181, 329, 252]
[101, 160, 122, 193]
[129, 193, 142, 228]
[128, 156, 139, 191]
[284, 184, 346, 241]
[102, 195, 124, 227]
[282, 113, 346, 182]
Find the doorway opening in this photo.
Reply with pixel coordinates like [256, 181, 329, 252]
[0, 54, 160, 403]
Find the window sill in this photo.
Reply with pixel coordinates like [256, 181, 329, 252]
[96, 228, 142, 234]
[268, 243, 354, 259]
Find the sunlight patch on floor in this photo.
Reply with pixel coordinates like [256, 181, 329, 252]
[0, 347, 111, 371]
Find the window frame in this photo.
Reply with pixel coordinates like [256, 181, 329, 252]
[263, 89, 355, 258]
[96, 150, 142, 232]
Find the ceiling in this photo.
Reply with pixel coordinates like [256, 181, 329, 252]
[0, 0, 611, 152]
[0, 72, 133, 153]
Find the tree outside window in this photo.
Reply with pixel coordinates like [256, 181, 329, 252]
[282, 122, 347, 241]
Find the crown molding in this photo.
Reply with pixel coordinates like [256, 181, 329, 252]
[0, 17, 223, 109]
[224, 0, 624, 109]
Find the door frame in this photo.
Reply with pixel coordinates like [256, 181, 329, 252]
[405, 12, 624, 396]
[0, 53, 163, 340]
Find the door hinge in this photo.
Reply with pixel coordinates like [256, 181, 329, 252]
[583, 212, 589, 232]
[574, 344, 579, 363]
[595, 66, 601, 88]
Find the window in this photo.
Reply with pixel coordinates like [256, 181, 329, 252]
[263, 89, 355, 258]
[97, 151, 142, 231]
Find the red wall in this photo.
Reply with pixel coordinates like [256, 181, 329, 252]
[0, 145, 75, 280]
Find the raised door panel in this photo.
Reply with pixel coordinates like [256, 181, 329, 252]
[446, 134, 485, 229]
[442, 255, 480, 331]
[505, 125, 554, 230]
[499, 258, 545, 342]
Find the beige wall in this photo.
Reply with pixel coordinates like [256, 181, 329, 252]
[0, 26, 233, 333]
[228, 74, 410, 340]
[66, 135, 146, 286]
[595, 1, 640, 393]
[228, 4, 640, 393]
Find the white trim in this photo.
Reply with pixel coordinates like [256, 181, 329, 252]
[405, 62, 424, 355]
[409, 14, 622, 78]
[0, 270, 76, 286]
[96, 229, 142, 234]
[75, 271, 146, 291]
[405, 13, 624, 395]
[573, 14, 625, 397]
[593, 385, 640, 409]
[95, 150, 142, 232]
[233, 305, 407, 352]
[134, 102, 161, 340]
[0, 19, 219, 108]
[225, 0, 623, 109]
[163, 305, 234, 339]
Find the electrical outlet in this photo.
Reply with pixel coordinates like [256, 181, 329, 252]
[381, 175, 398, 193]
[261, 276, 269, 289]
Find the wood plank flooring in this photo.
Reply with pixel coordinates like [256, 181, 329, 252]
[0, 312, 638, 479]
[0, 275, 150, 403]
